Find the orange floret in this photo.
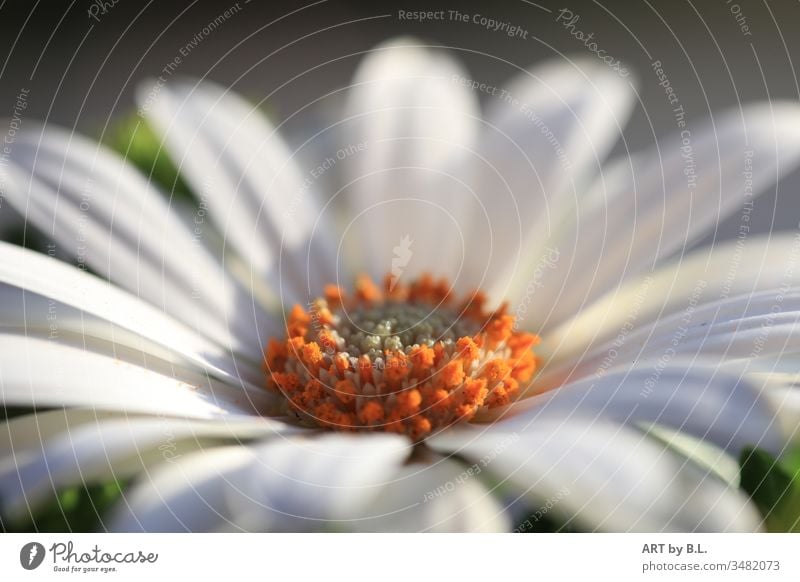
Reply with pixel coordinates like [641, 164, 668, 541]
[508, 331, 540, 356]
[481, 360, 511, 384]
[384, 352, 411, 385]
[272, 372, 301, 393]
[288, 304, 311, 338]
[334, 379, 357, 406]
[358, 355, 374, 385]
[462, 378, 489, 405]
[358, 401, 385, 424]
[324, 284, 346, 309]
[440, 359, 465, 389]
[425, 387, 451, 412]
[512, 350, 538, 383]
[288, 336, 306, 357]
[486, 314, 515, 348]
[333, 352, 350, 375]
[395, 388, 422, 416]
[355, 274, 382, 304]
[409, 344, 435, 375]
[408, 273, 451, 305]
[456, 337, 480, 361]
[301, 342, 324, 371]
[459, 290, 488, 320]
[408, 416, 432, 441]
[265, 338, 288, 371]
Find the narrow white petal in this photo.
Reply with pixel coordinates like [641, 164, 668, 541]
[430, 419, 762, 532]
[540, 288, 800, 392]
[618, 293, 800, 365]
[139, 79, 336, 304]
[0, 412, 298, 518]
[501, 365, 783, 455]
[467, 57, 637, 303]
[109, 445, 255, 532]
[0, 409, 114, 453]
[529, 103, 800, 330]
[0, 334, 275, 418]
[109, 433, 410, 532]
[0, 241, 262, 385]
[0, 125, 274, 360]
[544, 232, 800, 369]
[643, 424, 742, 487]
[729, 369, 800, 444]
[342, 37, 480, 280]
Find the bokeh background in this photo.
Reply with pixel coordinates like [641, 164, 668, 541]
[2, 0, 799, 242]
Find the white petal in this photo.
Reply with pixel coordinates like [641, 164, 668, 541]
[527, 103, 800, 330]
[0, 125, 273, 360]
[544, 232, 800, 370]
[342, 37, 480, 280]
[466, 57, 637, 303]
[0, 412, 297, 518]
[138, 79, 337, 304]
[0, 241, 262, 385]
[716, 365, 800, 445]
[643, 424, 742, 487]
[620, 292, 800, 364]
[109, 444, 254, 532]
[0, 409, 114, 453]
[109, 433, 410, 532]
[0, 334, 275, 418]
[499, 364, 783, 456]
[540, 287, 800, 392]
[430, 419, 762, 532]
[352, 456, 510, 532]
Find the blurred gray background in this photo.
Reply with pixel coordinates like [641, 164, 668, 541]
[1, 0, 799, 242]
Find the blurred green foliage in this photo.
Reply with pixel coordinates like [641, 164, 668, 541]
[1, 480, 127, 533]
[103, 114, 194, 201]
[740, 446, 800, 532]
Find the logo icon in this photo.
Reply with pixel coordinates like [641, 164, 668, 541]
[390, 235, 414, 291]
[20, 542, 45, 570]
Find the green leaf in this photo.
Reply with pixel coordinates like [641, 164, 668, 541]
[739, 446, 800, 532]
[782, 447, 800, 475]
[103, 114, 194, 202]
[1, 480, 127, 533]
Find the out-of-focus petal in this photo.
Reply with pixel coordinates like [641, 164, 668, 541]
[430, 418, 762, 532]
[109, 433, 410, 532]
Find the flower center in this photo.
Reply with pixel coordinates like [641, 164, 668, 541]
[264, 274, 539, 440]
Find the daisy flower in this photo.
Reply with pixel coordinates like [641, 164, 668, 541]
[2, 38, 800, 532]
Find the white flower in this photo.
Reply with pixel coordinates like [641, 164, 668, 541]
[2, 38, 800, 532]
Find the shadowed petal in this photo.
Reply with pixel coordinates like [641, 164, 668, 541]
[109, 433, 410, 532]
[430, 419, 762, 532]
